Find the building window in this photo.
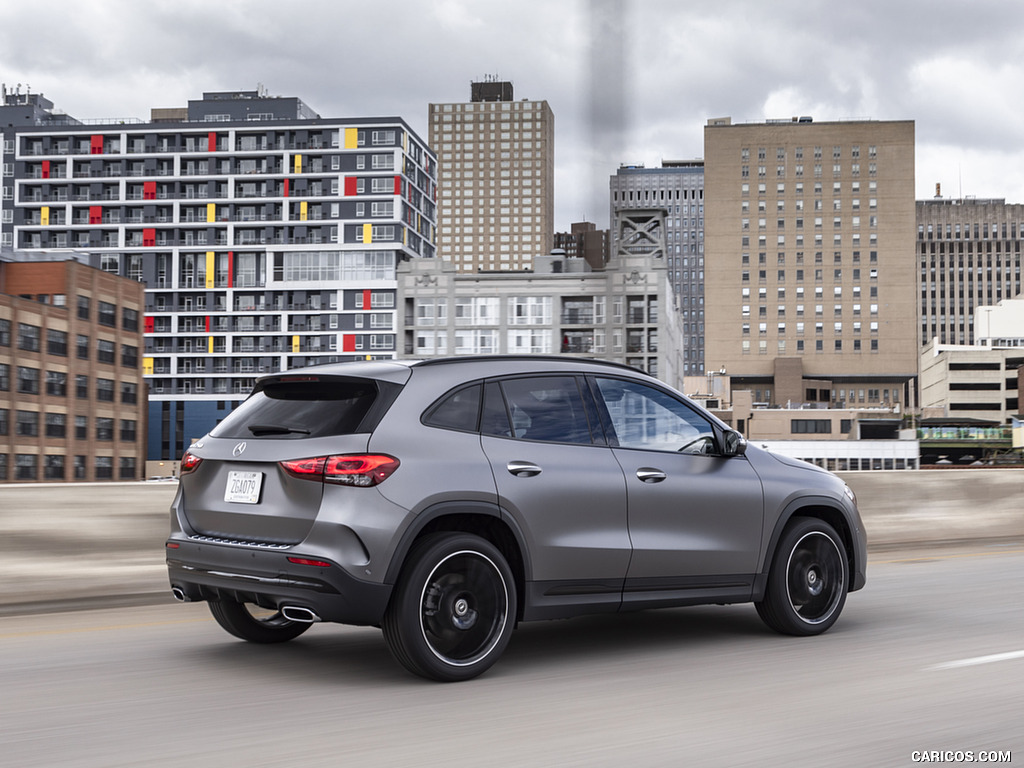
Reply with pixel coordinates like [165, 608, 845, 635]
[122, 307, 139, 331]
[121, 344, 138, 368]
[16, 454, 38, 481]
[77, 335, 90, 360]
[18, 324, 41, 352]
[47, 330, 68, 356]
[96, 418, 114, 441]
[44, 455, 65, 480]
[45, 413, 66, 438]
[98, 301, 117, 327]
[97, 339, 116, 364]
[17, 366, 39, 394]
[791, 419, 832, 434]
[119, 457, 137, 481]
[77, 296, 90, 320]
[45, 371, 67, 397]
[16, 410, 39, 437]
[96, 379, 115, 402]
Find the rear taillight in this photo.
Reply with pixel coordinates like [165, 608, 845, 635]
[180, 451, 203, 474]
[280, 454, 399, 487]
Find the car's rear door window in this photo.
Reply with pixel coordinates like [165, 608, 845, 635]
[493, 376, 595, 444]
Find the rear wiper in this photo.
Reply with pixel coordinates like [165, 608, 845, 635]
[247, 424, 312, 436]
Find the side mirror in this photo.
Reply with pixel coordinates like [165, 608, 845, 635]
[721, 429, 747, 457]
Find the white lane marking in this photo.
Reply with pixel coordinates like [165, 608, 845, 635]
[928, 650, 1024, 671]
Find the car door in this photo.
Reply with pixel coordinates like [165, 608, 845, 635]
[479, 375, 631, 617]
[591, 376, 764, 607]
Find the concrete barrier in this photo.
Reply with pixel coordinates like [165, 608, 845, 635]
[839, 469, 1024, 548]
[0, 470, 1022, 613]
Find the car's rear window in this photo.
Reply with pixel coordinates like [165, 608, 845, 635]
[211, 379, 380, 439]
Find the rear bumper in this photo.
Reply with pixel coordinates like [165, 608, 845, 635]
[166, 537, 392, 626]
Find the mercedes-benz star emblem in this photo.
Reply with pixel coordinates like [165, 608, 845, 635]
[232, 442, 247, 457]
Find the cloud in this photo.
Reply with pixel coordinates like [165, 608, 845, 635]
[5, 0, 1024, 226]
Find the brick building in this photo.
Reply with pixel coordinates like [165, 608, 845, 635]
[0, 256, 146, 481]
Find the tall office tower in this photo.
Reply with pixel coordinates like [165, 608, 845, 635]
[610, 161, 705, 374]
[2, 87, 436, 467]
[429, 78, 554, 272]
[704, 117, 918, 409]
[917, 197, 1024, 346]
[553, 221, 609, 271]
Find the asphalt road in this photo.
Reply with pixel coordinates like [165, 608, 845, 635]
[1, 543, 1022, 768]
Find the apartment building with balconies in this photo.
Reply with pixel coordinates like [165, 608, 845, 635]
[1, 88, 436, 465]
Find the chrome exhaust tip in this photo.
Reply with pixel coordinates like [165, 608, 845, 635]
[280, 605, 321, 623]
[171, 586, 189, 602]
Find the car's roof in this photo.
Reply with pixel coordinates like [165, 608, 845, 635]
[258, 356, 654, 385]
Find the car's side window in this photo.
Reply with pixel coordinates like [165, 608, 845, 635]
[422, 383, 482, 432]
[594, 377, 715, 454]
[494, 376, 594, 444]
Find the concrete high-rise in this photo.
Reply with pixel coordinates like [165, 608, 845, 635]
[610, 161, 705, 374]
[917, 197, 1024, 346]
[429, 78, 554, 272]
[704, 117, 918, 409]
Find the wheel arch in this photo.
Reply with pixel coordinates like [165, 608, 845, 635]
[755, 498, 858, 601]
[383, 501, 530, 622]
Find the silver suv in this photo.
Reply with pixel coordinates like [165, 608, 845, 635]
[167, 356, 866, 681]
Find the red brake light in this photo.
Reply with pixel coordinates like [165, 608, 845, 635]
[180, 451, 203, 474]
[324, 455, 399, 486]
[280, 454, 399, 487]
[279, 457, 326, 477]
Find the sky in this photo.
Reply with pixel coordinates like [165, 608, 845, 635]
[4, 0, 1024, 230]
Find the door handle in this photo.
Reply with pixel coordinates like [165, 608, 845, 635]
[636, 467, 667, 483]
[507, 461, 542, 478]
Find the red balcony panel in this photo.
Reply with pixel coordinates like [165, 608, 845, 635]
[343, 335, 356, 352]
[89, 206, 102, 225]
[143, 181, 157, 200]
[345, 177, 358, 196]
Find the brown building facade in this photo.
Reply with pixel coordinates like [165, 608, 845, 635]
[0, 258, 146, 482]
[429, 79, 554, 273]
[703, 117, 918, 408]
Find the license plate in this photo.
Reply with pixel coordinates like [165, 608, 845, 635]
[224, 471, 263, 504]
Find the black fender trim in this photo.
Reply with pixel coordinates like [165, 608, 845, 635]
[382, 500, 533, 587]
[754, 496, 863, 601]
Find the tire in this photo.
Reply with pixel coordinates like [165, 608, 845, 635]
[756, 517, 848, 636]
[382, 533, 516, 682]
[208, 599, 312, 644]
